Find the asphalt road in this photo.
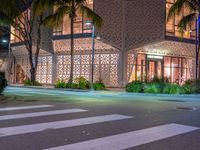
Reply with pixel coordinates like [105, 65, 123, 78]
[0, 86, 200, 150]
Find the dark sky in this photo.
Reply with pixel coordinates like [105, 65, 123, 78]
[0, 28, 9, 50]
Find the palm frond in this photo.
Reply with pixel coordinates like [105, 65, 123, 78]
[33, 0, 54, 16]
[178, 13, 196, 33]
[42, 6, 71, 27]
[75, 0, 87, 6]
[0, 0, 21, 19]
[80, 5, 102, 28]
[167, 0, 188, 21]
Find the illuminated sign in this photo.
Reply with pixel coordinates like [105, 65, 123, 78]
[147, 55, 163, 59]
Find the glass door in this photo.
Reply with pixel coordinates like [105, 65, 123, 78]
[147, 59, 163, 81]
[149, 61, 156, 80]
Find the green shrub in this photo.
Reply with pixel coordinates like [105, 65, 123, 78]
[181, 85, 193, 94]
[163, 84, 182, 94]
[75, 77, 90, 89]
[184, 79, 200, 93]
[191, 80, 200, 93]
[93, 78, 106, 90]
[150, 76, 169, 84]
[126, 81, 144, 93]
[24, 80, 42, 86]
[0, 72, 7, 94]
[55, 80, 67, 88]
[184, 79, 194, 86]
[24, 80, 32, 86]
[55, 81, 79, 89]
[70, 83, 79, 89]
[93, 83, 106, 90]
[144, 83, 162, 94]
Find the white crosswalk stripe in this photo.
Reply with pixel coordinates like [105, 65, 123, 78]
[0, 105, 53, 111]
[0, 104, 198, 150]
[0, 114, 133, 137]
[0, 109, 88, 121]
[44, 123, 199, 150]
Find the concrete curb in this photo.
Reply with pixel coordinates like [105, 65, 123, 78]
[7, 85, 200, 99]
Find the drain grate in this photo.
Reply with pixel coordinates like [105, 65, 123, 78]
[175, 107, 196, 111]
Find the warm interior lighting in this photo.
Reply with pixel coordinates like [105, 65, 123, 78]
[147, 55, 163, 59]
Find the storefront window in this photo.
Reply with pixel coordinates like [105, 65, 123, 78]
[136, 54, 146, 81]
[129, 54, 193, 84]
[164, 56, 192, 84]
[164, 57, 171, 67]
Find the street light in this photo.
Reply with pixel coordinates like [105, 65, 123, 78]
[85, 21, 101, 90]
[85, 21, 95, 90]
[2, 39, 8, 43]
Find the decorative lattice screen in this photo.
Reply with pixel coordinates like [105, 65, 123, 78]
[56, 53, 119, 86]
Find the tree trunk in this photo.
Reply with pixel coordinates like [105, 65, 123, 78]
[34, 15, 42, 81]
[27, 15, 42, 85]
[68, 3, 75, 84]
[30, 67, 36, 83]
[68, 16, 74, 83]
[28, 46, 36, 83]
[26, 33, 36, 84]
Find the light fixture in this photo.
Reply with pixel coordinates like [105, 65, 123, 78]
[147, 55, 163, 59]
[2, 39, 8, 43]
[96, 36, 101, 40]
[85, 21, 92, 26]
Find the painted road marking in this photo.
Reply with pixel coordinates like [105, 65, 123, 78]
[45, 123, 199, 150]
[0, 114, 133, 137]
[0, 109, 88, 121]
[0, 105, 53, 112]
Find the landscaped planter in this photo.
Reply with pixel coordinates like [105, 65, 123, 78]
[126, 78, 200, 95]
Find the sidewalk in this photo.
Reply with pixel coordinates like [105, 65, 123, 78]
[7, 84, 200, 100]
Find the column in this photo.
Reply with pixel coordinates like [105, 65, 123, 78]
[51, 53, 57, 84]
[118, 50, 127, 87]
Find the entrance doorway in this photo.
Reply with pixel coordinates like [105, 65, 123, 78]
[147, 58, 163, 81]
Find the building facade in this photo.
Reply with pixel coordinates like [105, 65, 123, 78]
[10, 0, 196, 87]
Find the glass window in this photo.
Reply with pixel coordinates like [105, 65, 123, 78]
[164, 56, 192, 84]
[172, 58, 179, 67]
[164, 57, 171, 67]
[137, 54, 146, 65]
[171, 67, 179, 83]
[164, 67, 171, 80]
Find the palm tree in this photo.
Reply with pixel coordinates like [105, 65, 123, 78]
[32, 0, 55, 82]
[167, 0, 200, 80]
[43, 0, 102, 84]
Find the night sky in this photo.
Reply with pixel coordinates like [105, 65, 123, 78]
[0, 27, 9, 51]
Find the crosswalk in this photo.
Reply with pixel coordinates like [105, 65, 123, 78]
[0, 104, 199, 150]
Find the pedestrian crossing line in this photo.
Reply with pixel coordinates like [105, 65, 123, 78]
[0, 105, 53, 112]
[0, 109, 88, 121]
[45, 123, 199, 150]
[0, 114, 133, 137]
